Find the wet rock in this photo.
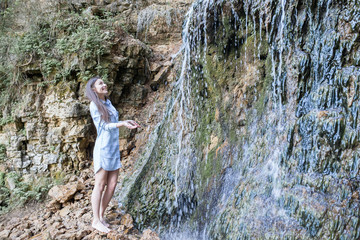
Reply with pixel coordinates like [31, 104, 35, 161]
[118, 0, 360, 239]
[113, 56, 128, 66]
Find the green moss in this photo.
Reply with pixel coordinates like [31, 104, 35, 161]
[253, 52, 272, 116]
[204, 45, 235, 87]
[0, 144, 6, 162]
[202, 147, 222, 182]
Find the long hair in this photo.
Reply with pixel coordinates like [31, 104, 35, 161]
[85, 76, 110, 123]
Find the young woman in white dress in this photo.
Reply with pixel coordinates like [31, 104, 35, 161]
[86, 76, 140, 233]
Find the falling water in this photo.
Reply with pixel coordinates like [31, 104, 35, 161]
[173, 3, 194, 208]
[120, 0, 360, 239]
[244, 0, 249, 63]
[258, 12, 262, 60]
[253, 14, 256, 64]
[325, 0, 331, 19]
[276, 0, 286, 96]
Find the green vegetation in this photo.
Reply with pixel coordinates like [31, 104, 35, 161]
[0, 0, 122, 122]
[0, 171, 65, 214]
[0, 144, 6, 162]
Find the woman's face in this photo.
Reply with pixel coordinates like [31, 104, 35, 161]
[92, 78, 108, 97]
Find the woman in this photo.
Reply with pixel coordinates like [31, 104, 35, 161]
[86, 76, 140, 233]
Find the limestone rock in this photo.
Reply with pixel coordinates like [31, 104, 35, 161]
[47, 199, 62, 212]
[5, 177, 16, 191]
[120, 213, 134, 230]
[107, 231, 128, 240]
[48, 181, 85, 203]
[0, 229, 11, 239]
[140, 229, 160, 240]
[59, 205, 72, 217]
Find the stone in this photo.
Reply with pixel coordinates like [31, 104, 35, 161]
[9, 229, 22, 239]
[150, 62, 161, 72]
[74, 192, 84, 201]
[117, 225, 125, 232]
[76, 229, 92, 239]
[107, 231, 128, 240]
[47, 199, 62, 211]
[18, 229, 32, 239]
[209, 135, 219, 151]
[130, 236, 141, 240]
[0, 164, 7, 172]
[140, 229, 160, 240]
[43, 211, 52, 219]
[113, 56, 128, 66]
[5, 177, 16, 190]
[152, 66, 170, 85]
[74, 207, 86, 218]
[120, 214, 134, 230]
[28, 233, 42, 240]
[48, 181, 85, 203]
[119, 128, 132, 139]
[119, 139, 129, 152]
[0, 229, 11, 239]
[59, 205, 72, 217]
[57, 231, 77, 239]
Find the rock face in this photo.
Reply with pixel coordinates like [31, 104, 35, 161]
[0, 34, 149, 174]
[0, 0, 192, 176]
[1, 0, 359, 239]
[118, 0, 360, 239]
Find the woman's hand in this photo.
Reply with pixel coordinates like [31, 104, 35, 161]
[117, 120, 141, 129]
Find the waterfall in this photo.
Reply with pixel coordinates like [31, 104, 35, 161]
[120, 0, 360, 239]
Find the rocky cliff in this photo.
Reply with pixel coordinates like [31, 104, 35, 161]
[118, 0, 360, 239]
[0, 0, 191, 228]
[0, 0, 359, 239]
[0, 0, 192, 175]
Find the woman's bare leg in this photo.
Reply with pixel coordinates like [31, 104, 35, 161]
[91, 168, 110, 233]
[99, 169, 119, 227]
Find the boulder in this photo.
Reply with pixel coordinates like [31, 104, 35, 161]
[120, 213, 134, 230]
[140, 229, 160, 240]
[48, 181, 85, 203]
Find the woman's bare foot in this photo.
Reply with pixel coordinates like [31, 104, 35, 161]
[92, 220, 110, 233]
[100, 218, 110, 228]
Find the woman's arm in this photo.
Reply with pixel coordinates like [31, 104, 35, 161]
[116, 120, 140, 129]
[90, 103, 140, 131]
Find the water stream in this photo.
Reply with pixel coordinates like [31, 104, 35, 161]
[119, 0, 360, 239]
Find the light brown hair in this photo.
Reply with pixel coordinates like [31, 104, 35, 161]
[85, 76, 110, 123]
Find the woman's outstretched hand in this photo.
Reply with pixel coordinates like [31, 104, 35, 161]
[119, 120, 141, 129]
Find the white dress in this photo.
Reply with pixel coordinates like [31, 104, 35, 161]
[89, 99, 121, 173]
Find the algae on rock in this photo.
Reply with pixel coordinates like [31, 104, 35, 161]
[119, 0, 360, 239]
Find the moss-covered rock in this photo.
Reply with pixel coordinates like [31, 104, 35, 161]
[119, 0, 360, 239]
